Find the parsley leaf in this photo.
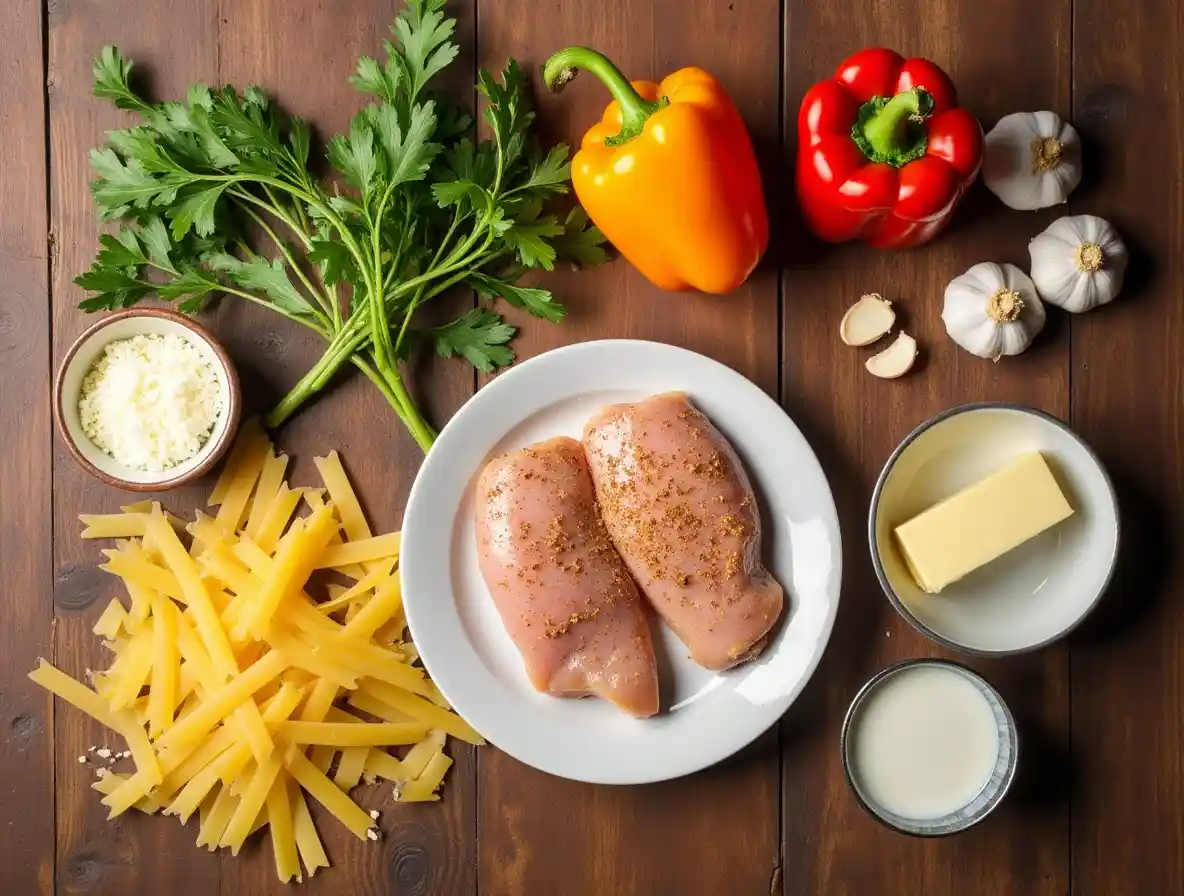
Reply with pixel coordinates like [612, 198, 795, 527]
[429, 307, 516, 371]
[207, 254, 314, 317]
[308, 237, 356, 287]
[350, 55, 398, 104]
[432, 179, 487, 210]
[95, 230, 147, 269]
[367, 101, 441, 187]
[90, 148, 180, 211]
[156, 269, 222, 312]
[138, 216, 175, 266]
[390, 0, 459, 101]
[502, 213, 564, 270]
[167, 182, 231, 239]
[75, 267, 155, 310]
[517, 145, 571, 196]
[469, 273, 566, 323]
[92, 46, 153, 114]
[552, 207, 609, 268]
[329, 115, 378, 193]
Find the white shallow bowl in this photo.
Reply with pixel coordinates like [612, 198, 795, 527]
[870, 403, 1119, 655]
[401, 340, 842, 784]
[55, 308, 241, 491]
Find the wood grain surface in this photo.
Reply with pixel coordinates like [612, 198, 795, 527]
[3, 0, 1180, 893]
[1069, 0, 1184, 893]
[1, 2, 54, 894]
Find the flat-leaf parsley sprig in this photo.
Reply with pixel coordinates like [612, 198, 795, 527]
[76, 0, 605, 453]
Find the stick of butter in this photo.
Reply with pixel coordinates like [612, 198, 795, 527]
[894, 452, 1074, 594]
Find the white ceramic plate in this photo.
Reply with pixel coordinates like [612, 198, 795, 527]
[401, 340, 842, 784]
[870, 403, 1119, 655]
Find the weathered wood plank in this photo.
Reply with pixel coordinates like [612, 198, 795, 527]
[1070, 1, 1184, 892]
[0, 0, 54, 892]
[474, 2, 782, 894]
[48, 1, 222, 893]
[780, 1, 1073, 892]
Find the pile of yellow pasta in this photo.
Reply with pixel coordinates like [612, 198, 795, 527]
[29, 421, 482, 882]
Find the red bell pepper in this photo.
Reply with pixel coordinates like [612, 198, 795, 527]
[796, 48, 983, 249]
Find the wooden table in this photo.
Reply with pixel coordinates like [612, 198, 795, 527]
[4, 0, 1181, 893]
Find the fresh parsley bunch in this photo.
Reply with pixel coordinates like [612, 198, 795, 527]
[76, 0, 604, 452]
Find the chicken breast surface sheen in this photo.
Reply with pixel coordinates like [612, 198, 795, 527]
[583, 393, 784, 670]
[475, 437, 659, 718]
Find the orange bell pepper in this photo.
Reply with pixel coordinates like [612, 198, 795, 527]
[542, 47, 768, 294]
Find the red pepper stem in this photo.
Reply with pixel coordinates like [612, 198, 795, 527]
[542, 46, 665, 146]
[851, 87, 935, 167]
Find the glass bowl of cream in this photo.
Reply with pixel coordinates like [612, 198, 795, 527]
[841, 659, 1019, 836]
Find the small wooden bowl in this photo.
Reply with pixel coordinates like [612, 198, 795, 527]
[54, 308, 242, 492]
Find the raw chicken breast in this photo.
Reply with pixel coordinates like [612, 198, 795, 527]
[474, 437, 659, 718]
[583, 392, 784, 670]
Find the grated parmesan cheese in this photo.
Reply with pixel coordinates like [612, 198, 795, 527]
[79, 332, 223, 472]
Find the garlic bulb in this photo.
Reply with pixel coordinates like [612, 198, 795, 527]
[983, 112, 1082, 210]
[1029, 215, 1127, 312]
[942, 262, 1046, 360]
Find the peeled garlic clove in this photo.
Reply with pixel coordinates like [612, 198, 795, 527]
[865, 332, 918, 379]
[839, 294, 896, 346]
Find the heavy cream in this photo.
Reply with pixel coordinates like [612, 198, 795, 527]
[849, 664, 1000, 821]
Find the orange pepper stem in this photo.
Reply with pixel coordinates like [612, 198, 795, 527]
[542, 46, 667, 146]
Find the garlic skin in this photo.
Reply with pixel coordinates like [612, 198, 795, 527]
[1029, 215, 1127, 312]
[942, 262, 1046, 360]
[983, 112, 1082, 210]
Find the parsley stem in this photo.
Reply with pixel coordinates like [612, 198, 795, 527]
[234, 201, 335, 325]
[220, 284, 328, 337]
[380, 366, 436, 452]
[269, 251, 478, 428]
[368, 183, 399, 373]
[230, 178, 371, 316]
[348, 353, 433, 448]
[393, 284, 429, 361]
[260, 186, 313, 247]
[267, 329, 360, 427]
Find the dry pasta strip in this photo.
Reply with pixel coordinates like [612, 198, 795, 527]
[315, 558, 396, 614]
[398, 750, 453, 803]
[277, 721, 429, 747]
[292, 784, 329, 878]
[265, 772, 301, 882]
[244, 449, 289, 539]
[284, 748, 375, 841]
[313, 451, 372, 542]
[314, 531, 401, 569]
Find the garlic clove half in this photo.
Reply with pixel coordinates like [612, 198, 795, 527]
[865, 332, 918, 378]
[839, 293, 896, 346]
